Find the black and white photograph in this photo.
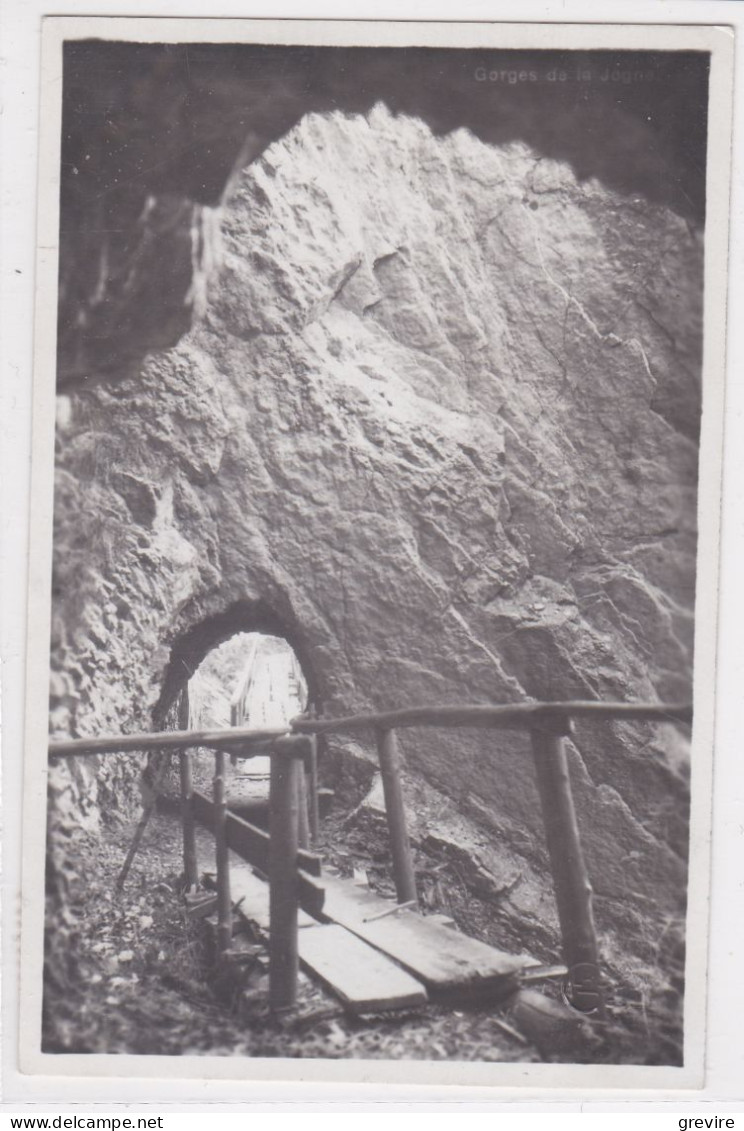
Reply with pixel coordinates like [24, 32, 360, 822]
[17, 17, 733, 1088]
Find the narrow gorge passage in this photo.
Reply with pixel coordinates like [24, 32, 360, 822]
[43, 37, 706, 1069]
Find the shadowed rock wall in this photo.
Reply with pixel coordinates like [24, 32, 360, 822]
[57, 43, 708, 389]
[51, 103, 700, 982]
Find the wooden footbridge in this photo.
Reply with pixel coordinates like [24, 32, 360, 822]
[49, 698, 692, 1020]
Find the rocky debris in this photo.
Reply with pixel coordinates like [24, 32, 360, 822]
[51, 107, 699, 980]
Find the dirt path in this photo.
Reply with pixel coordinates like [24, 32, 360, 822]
[43, 804, 682, 1065]
[44, 812, 542, 1060]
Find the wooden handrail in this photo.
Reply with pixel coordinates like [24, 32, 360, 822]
[290, 700, 693, 735]
[48, 725, 293, 758]
[48, 700, 692, 758]
[47, 697, 693, 1018]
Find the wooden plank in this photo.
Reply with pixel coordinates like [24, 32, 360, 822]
[185, 893, 218, 920]
[229, 860, 316, 931]
[191, 791, 322, 877]
[228, 865, 426, 1014]
[226, 851, 323, 923]
[298, 924, 427, 1014]
[320, 875, 525, 999]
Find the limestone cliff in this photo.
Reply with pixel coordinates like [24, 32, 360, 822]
[50, 105, 700, 982]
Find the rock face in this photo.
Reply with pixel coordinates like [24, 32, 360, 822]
[58, 43, 708, 389]
[50, 106, 701, 979]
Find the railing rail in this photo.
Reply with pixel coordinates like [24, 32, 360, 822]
[48, 725, 291, 758]
[291, 700, 693, 734]
[48, 698, 693, 1019]
[48, 701, 692, 759]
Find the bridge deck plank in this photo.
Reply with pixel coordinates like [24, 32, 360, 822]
[320, 874, 526, 1000]
[298, 924, 428, 1014]
[228, 860, 427, 1013]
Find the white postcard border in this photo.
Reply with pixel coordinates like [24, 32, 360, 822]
[7, 9, 737, 1102]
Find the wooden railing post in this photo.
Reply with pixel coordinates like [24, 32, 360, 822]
[306, 734, 320, 843]
[530, 717, 604, 1015]
[180, 750, 199, 891]
[376, 728, 418, 906]
[269, 745, 301, 1011]
[178, 689, 199, 891]
[213, 749, 232, 954]
[296, 766, 311, 851]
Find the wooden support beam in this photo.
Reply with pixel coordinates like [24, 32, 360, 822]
[115, 752, 172, 891]
[213, 749, 232, 954]
[269, 749, 300, 1011]
[190, 791, 322, 877]
[295, 869, 326, 920]
[530, 721, 604, 1016]
[376, 729, 418, 905]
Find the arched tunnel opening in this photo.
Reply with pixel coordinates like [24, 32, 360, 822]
[154, 599, 320, 726]
[154, 602, 320, 830]
[185, 630, 309, 830]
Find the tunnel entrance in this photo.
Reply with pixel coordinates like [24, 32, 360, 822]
[181, 631, 309, 829]
[186, 631, 308, 734]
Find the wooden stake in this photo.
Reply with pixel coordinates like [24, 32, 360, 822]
[177, 689, 199, 890]
[530, 722, 604, 1015]
[269, 749, 300, 1011]
[213, 749, 232, 954]
[376, 729, 417, 905]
